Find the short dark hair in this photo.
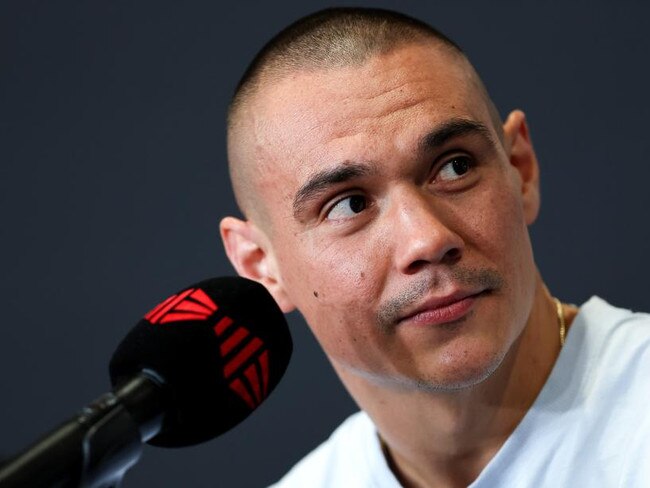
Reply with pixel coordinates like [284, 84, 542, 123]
[228, 7, 463, 127]
[226, 8, 501, 221]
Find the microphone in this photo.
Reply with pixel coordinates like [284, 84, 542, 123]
[0, 277, 292, 488]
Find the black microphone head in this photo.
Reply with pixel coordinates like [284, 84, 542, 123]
[109, 277, 292, 448]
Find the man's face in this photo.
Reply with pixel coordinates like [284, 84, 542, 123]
[238, 43, 539, 392]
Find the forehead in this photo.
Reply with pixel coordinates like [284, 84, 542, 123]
[244, 43, 491, 216]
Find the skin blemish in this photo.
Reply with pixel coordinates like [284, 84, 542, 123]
[313, 291, 319, 298]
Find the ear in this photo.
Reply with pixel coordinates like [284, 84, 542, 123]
[219, 216, 296, 313]
[502, 110, 540, 225]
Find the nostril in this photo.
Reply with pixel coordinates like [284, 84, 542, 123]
[441, 248, 462, 265]
[404, 248, 462, 274]
[406, 259, 430, 274]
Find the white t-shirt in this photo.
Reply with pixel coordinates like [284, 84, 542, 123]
[270, 297, 650, 487]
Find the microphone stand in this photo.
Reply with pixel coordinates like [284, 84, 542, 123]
[0, 372, 164, 488]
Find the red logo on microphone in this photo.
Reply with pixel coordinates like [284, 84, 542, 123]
[145, 287, 270, 409]
[144, 288, 218, 324]
[214, 316, 270, 410]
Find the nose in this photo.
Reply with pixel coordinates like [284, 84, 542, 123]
[391, 188, 464, 274]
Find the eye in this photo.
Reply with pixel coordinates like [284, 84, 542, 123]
[437, 155, 474, 182]
[325, 194, 367, 220]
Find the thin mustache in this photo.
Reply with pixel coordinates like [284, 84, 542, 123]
[376, 267, 504, 333]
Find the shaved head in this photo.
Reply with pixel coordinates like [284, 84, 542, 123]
[227, 7, 502, 226]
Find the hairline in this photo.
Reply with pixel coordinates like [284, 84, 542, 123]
[228, 36, 459, 132]
[227, 35, 503, 229]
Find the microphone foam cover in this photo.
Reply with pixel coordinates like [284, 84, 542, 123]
[109, 277, 292, 447]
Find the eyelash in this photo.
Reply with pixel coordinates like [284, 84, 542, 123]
[321, 152, 478, 221]
[323, 192, 368, 221]
[433, 153, 477, 183]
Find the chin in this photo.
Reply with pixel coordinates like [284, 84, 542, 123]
[409, 343, 508, 393]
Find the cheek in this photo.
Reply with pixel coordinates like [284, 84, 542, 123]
[283, 237, 374, 298]
[457, 170, 532, 262]
[485, 193, 529, 258]
[466, 183, 537, 318]
[275, 232, 387, 360]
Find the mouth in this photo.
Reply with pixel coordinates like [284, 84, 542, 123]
[397, 289, 488, 327]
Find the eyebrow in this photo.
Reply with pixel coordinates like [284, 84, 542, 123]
[291, 119, 496, 220]
[292, 163, 374, 219]
[418, 118, 495, 153]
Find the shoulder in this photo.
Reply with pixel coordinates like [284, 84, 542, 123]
[268, 411, 397, 488]
[578, 296, 650, 348]
[567, 296, 650, 406]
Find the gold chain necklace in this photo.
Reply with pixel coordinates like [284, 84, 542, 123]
[553, 297, 566, 347]
[377, 299, 568, 472]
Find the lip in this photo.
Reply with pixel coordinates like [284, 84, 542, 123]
[398, 290, 485, 327]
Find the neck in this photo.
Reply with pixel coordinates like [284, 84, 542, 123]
[334, 276, 575, 488]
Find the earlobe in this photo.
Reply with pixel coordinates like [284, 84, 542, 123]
[219, 216, 296, 313]
[502, 110, 541, 225]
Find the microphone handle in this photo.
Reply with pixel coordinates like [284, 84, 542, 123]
[0, 372, 165, 488]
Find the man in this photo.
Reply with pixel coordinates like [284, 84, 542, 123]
[220, 8, 650, 487]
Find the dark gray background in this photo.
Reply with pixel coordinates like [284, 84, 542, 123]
[1, 1, 649, 487]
